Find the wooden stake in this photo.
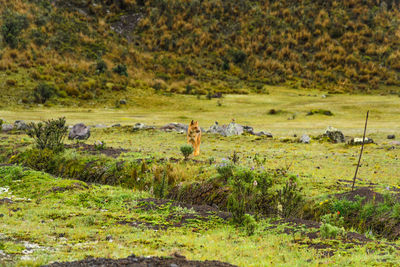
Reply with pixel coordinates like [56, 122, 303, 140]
[351, 111, 369, 191]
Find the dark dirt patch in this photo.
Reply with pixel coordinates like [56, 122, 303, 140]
[119, 198, 231, 230]
[268, 217, 373, 257]
[334, 187, 384, 204]
[65, 143, 128, 158]
[43, 254, 237, 267]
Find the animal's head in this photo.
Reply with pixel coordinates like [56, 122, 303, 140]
[189, 120, 200, 132]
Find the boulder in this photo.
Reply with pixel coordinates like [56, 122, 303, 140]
[348, 137, 374, 145]
[95, 124, 107, 128]
[160, 123, 188, 133]
[68, 123, 90, 140]
[111, 124, 121, 127]
[387, 134, 396, 139]
[133, 123, 156, 131]
[324, 126, 345, 143]
[1, 124, 13, 132]
[300, 134, 311, 144]
[14, 120, 28, 130]
[242, 125, 254, 134]
[207, 122, 226, 135]
[119, 99, 127, 105]
[224, 122, 244, 136]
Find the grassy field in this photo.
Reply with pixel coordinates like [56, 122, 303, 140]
[1, 90, 400, 266]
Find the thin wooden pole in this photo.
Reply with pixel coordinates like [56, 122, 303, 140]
[351, 111, 369, 191]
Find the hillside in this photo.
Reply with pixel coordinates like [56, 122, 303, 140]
[1, 0, 400, 106]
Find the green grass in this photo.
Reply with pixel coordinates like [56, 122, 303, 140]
[1, 90, 400, 265]
[0, 166, 399, 266]
[1, 89, 399, 192]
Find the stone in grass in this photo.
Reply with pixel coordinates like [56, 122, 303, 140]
[160, 123, 188, 133]
[14, 120, 28, 130]
[324, 126, 345, 143]
[348, 137, 374, 145]
[1, 124, 13, 132]
[300, 134, 311, 144]
[387, 135, 395, 139]
[68, 123, 90, 140]
[132, 123, 156, 131]
[255, 131, 273, 138]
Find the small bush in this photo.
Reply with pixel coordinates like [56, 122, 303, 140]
[180, 145, 193, 160]
[112, 64, 128, 76]
[277, 176, 304, 218]
[1, 10, 29, 48]
[25, 117, 68, 152]
[33, 83, 56, 104]
[95, 59, 108, 74]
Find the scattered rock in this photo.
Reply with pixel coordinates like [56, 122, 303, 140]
[1, 124, 13, 132]
[14, 120, 28, 130]
[133, 123, 156, 131]
[68, 123, 91, 140]
[255, 131, 273, 138]
[321, 94, 327, 98]
[324, 126, 345, 143]
[348, 137, 374, 145]
[242, 125, 254, 134]
[160, 123, 188, 133]
[389, 141, 400, 146]
[387, 134, 396, 139]
[300, 134, 311, 144]
[112, 124, 121, 127]
[119, 99, 127, 105]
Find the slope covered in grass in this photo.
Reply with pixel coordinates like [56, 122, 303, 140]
[1, 0, 400, 107]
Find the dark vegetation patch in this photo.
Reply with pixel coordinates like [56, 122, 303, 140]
[306, 109, 333, 116]
[65, 143, 128, 158]
[43, 254, 237, 267]
[49, 182, 89, 193]
[119, 198, 231, 230]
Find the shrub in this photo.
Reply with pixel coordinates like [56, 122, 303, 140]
[229, 49, 247, 64]
[95, 59, 108, 74]
[33, 83, 56, 104]
[14, 148, 57, 173]
[154, 170, 167, 198]
[1, 10, 29, 48]
[25, 117, 68, 152]
[180, 145, 193, 160]
[320, 222, 345, 239]
[277, 176, 304, 218]
[112, 64, 128, 76]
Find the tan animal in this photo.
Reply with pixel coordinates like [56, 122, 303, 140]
[187, 120, 201, 156]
